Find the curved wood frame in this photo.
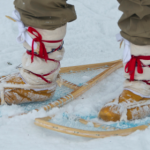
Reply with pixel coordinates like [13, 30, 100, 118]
[35, 116, 149, 138]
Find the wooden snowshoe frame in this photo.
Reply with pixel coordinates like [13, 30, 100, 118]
[41, 59, 122, 112]
[35, 59, 150, 138]
[34, 60, 150, 138]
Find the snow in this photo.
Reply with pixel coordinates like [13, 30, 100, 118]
[0, 0, 149, 150]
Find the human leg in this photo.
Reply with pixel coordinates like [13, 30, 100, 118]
[99, 0, 150, 121]
[0, 0, 77, 105]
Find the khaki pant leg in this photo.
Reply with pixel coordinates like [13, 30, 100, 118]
[118, 0, 150, 45]
[14, 0, 77, 30]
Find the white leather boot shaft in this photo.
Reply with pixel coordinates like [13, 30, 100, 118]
[20, 48, 64, 85]
[124, 43, 150, 97]
[124, 80, 150, 97]
[125, 43, 150, 80]
[23, 24, 67, 52]
[20, 25, 66, 85]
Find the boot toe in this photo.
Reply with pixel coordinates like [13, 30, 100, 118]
[98, 105, 121, 122]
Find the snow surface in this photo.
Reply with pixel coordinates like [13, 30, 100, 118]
[0, 0, 150, 150]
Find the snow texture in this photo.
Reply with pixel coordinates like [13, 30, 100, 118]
[0, 0, 150, 150]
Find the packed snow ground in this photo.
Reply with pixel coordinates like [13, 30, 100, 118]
[0, 0, 149, 150]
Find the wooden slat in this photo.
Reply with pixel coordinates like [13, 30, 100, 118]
[62, 80, 79, 90]
[6, 16, 16, 22]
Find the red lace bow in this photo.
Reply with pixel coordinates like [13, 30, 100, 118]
[125, 55, 150, 81]
[28, 27, 63, 63]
